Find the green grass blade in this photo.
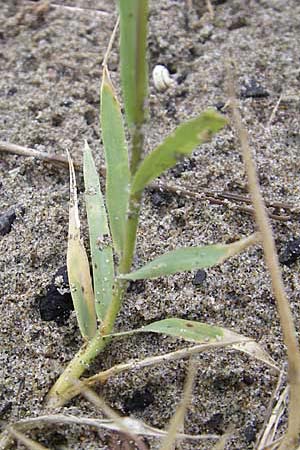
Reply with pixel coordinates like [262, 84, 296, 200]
[143, 319, 225, 341]
[131, 110, 227, 195]
[83, 142, 114, 322]
[100, 68, 130, 257]
[104, 318, 278, 371]
[142, 319, 278, 371]
[120, 233, 259, 280]
[118, 0, 148, 131]
[67, 151, 97, 340]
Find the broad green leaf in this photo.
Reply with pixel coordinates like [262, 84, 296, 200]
[67, 151, 96, 340]
[83, 142, 114, 322]
[100, 68, 130, 256]
[130, 110, 227, 195]
[120, 233, 259, 280]
[118, 0, 148, 131]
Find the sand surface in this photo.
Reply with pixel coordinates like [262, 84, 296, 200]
[1, 0, 300, 448]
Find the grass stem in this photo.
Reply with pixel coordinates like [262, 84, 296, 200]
[227, 61, 300, 449]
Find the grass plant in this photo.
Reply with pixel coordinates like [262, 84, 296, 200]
[46, 0, 277, 413]
[1, 2, 299, 449]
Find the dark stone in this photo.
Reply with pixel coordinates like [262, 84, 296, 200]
[7, 86, 17, 96]
[123, 387, 154, 413]
[242, 374, 255, 386]
[39, 266, 73, 325]
[241, 79, 269, 98]
[170, 158, 196, 178]
[51, 113, 64, 127]
[244, 423, 257, 443]
[0, 402, 12, 418]
[192, 269, 207, 286]
[84, 108, 96, 125]
[279, 238, 300, 266]
[205, 412, 223, 433]
[127, 279, 146, 295]
[59, 100, 73, 108]
[214, 101, 225, 111]
[150, 189, 173, 208]
[0, 206, 24, 236]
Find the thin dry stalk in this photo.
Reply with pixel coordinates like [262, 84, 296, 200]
[266, 93, 283, 128]
[7, 427, 49, 450]
[159, 360, 196, 450]
[227, 62, 300, 449]
[259, 386, 288, 450]
[256, 370, 286, 449]
[72, 379, 148, 450]
[1, 141, 296, 221]
[205, 0, 214, 19]
[212, 430, 232, 450]
[102, 16, 119, 68]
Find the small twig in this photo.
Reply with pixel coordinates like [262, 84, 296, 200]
[25, 1, 111, 16]
[205, 0, 214, 19]
[256, 370, 286, 449]
[102, 16, 119, 68]
[160, 360, 196, 450]
[7, 427, 49, 450]
[0, 140, 296, 222]
[266, 93, 283, 128]
[0, 414, 219, 445]
[72, 379, 148, 450]
[0, 140, 80, 171]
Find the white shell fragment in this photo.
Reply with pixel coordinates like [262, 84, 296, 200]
[152, 65, 175, 92]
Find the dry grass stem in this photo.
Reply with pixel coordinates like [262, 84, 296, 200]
[266, 93, 283, 128]
[159, 360, 196, 450]
[1, 141, 297, 222]
[227, 61, 300, 449]
[256, 370, 286, 448]
[7, 427, 50, 450]
[72, 379, 148, 450]
[205, 0, 214, 19]
[258, 386, 288, 450]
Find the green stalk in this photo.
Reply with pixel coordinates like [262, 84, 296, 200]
[46, 333, 108, 408]
[120, 190, 143, 275]
[46, 275, 129, 407]
[47, 1, 149, 408]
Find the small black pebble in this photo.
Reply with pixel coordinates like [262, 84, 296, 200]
[205, 412, 223, 433]
[84, 108, 96, 125]
[244, 423, 257, 443]
[241, 79, 269, 98]
[214, 101, 225, 111]
[7, 86, 17, 96]
[127, 279, 146, 294]
[150, 189, 173, 208]
[51, 113, 64, 127]
[0, 206, 24, 236]
[0, 402, 12, 418]
[279, 238, 300, 266]
[193, 269, 207, 286]
[171, 158, 196, 178]
[123, 387, 154, 413]
[39, 266, 73, 325]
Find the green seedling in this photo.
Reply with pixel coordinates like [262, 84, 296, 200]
[47, 0, 277, 409]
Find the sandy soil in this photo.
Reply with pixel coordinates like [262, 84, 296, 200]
[1, 0, 300, 449]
